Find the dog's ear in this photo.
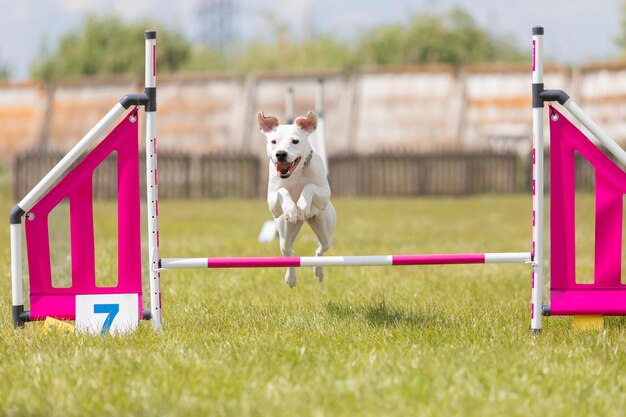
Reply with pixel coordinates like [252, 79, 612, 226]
[295, 110, 317, 133]
[257, 111, 279, 133]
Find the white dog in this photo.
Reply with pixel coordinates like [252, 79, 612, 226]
[258, 110, 336, 288]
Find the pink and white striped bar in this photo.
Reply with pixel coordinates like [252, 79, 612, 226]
[161, 252, 530, 269]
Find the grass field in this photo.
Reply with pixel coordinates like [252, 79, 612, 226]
[0, 193, 625, 416]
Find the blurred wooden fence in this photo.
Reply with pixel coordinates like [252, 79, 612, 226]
[13, 151, 261, 200]
[13, 149, 597, 200]
[329, 152, 520, 196]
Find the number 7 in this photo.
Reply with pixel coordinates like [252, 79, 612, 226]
[93, 303, 120, 335]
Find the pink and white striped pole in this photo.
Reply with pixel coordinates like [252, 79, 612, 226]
[161, 252, 531, 269]
[144, 30, 162, 331]
[531, 27, 545, 333]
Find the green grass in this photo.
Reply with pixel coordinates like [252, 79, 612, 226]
[0, 195, 625, 417]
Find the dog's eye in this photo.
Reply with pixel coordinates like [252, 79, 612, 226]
[292, 139, 300, 144]
[271, 140, 276, 144]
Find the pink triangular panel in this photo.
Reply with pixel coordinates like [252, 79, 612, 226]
[549, 106, 626, 315]
[25, 109, 143, 320]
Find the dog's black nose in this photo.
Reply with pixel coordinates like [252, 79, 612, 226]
[275, 151, 288, 161]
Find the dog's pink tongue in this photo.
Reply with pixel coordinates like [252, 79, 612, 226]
[276, 161, 291, 173]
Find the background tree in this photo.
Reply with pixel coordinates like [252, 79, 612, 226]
[359, 8, 524, 67]
[31, 16, 192, 81]
[0, 52, 9, 80]
[29, 8, 525, 81]
[186, 12, 357, 74]
[0, 64, 9, 80]
[616, 0, 626, 54]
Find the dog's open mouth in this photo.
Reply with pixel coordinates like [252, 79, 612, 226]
[275, 156, 302, 179]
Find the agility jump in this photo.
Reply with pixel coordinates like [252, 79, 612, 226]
[9, 27, 626, 333]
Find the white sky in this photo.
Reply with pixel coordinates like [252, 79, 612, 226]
[0, 0, 622, 80]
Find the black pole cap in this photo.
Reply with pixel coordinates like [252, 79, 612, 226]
[539, 89, 570, 106]
[120, 93, 149, 109]
[12, 305, 29, 328]
[532, 27, 544, 35]
[9, 205, 25, 224]
[145, 30, 157, 40]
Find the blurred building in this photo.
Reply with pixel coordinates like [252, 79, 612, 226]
[3, 62, 626, 162]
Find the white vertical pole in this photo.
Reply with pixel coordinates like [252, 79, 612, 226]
[531, 27, 544, 332]
[10, 223, 24, 326]
[145, 30, 162, 331]
[10, 224, 23, 306]
[315, 78, 329, 175]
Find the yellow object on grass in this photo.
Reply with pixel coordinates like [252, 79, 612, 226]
[43, 317, 75, 334]
[572, 315, 604, 331]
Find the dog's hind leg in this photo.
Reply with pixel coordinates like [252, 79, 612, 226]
[276, 217, 304, 288]
[307, 203, 336, 282]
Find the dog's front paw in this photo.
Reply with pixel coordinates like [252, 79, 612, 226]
[285, 268, 297, 288]
[282, 201, 298, 224]
[314, 266, 324, 282]
[296, 197, 311, 221]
